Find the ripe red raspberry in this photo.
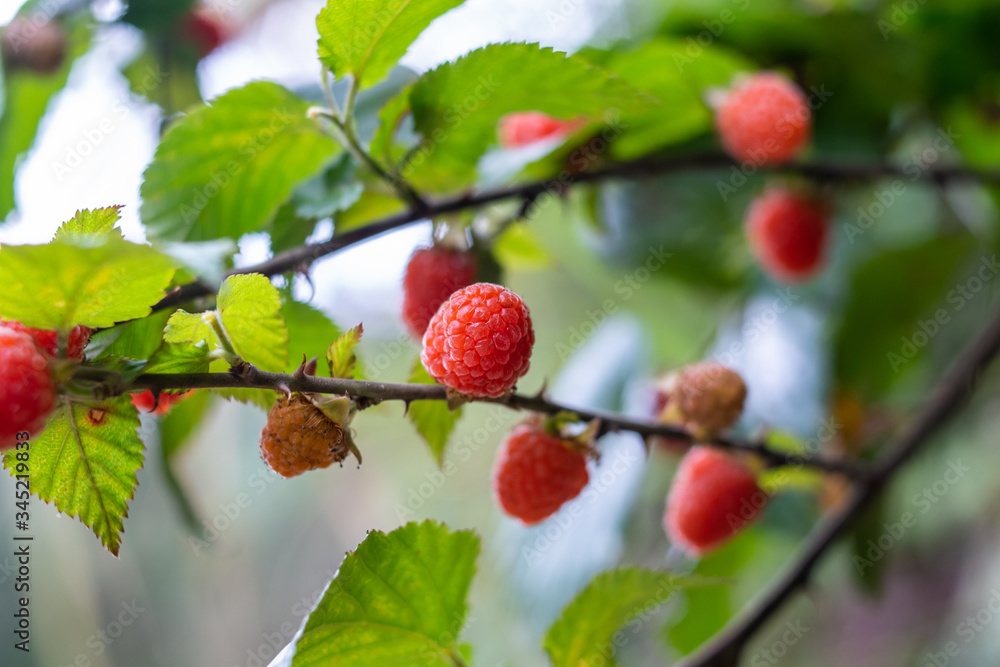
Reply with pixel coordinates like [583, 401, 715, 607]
[493, 421, 589, 524]
[1, 17, 66, 74]
[0, 329, 56, 450]
[130, 390, 195, 416]
[179, 10, 227, 57]
[672, 361, 747, 436]
[715, 72, 811, 165]
[665, 446, 767, 555]
[0, 321, 91, 359]
[260, 393, 358, 478]
[498, 112, 585, 148]
[746, 187, 829, 283]
[402, 246, 478, 340]
[420, 283, 534, 398]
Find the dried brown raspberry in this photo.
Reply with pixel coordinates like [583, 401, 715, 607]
[260, 393, 360, 478]
[672, 361, 747, 438]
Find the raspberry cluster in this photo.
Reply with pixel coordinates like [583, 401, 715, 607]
[664, 446, 767, 555]
[0, 329, 56, 450]
[492, 420, 590, 524]
[715, 72, 811, 165]
[746, 187, 829, 283]
[402, 246, 478, 340]
[420, 282, 534, 398]
[498, 112, 585, 148]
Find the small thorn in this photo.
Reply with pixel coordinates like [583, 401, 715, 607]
[277, 384, 292, 400]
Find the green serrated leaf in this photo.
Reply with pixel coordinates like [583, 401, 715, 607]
[326, 323, 363, 379]
[402, 42, 654, 190]
[92, 310, 172, 361]
[2, 396, 144, 556]
[163, 310, 222, 351]
[53, 206, 124, 240]
[140, 81, 341, 241]
[282, 298, 342, 374]
[407, 360, 460, 465]
[546, 567, 709, 667]
[286, 520, 479, 667]
[217, 274, 289, 371]
[317, 0, 463, 90]
[0, 235, 177, 331]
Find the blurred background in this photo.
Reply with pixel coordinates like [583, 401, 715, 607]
[3, 0, 1000, 665]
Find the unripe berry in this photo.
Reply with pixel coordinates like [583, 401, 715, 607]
[260, 393, 360, 478]
[1, 17, 66, 74]
[498, 112, 584, 148]
[715, 72, 811, 165]
[0, 329, 56, 450]
[746, 187, 829, 283]
[421, 283, 534, 398]
[0, 321, 91, 360]
[493, 421, 589, 524]
[402, 246, 478, 340]
[664, 446, 766, 555]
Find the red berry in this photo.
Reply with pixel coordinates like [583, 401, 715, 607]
[664, 446, 766, 555]
[715, 72, 811, 165]
[1, 17, 66, 74]
[260, 393, 356, 478]
[420, 283, 534, 398]
[493, 421, 589, 524]
[0, 321, 90, 359]
[179, 11, 226, 58]
[130, 390, 194, 416]
[402, 246, 478, 340]
[672, 361, 747, 435]
[746, 187, 829, 283]
[0, 329, 56, 450]
[498, 112, 585, 148]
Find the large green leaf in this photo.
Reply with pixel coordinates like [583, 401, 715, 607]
[317, 0, 463, 90]
[398, 43, 654, 190]
[281, 520, 479, 667]
[407, 360, 461, 465]
[600, 39, 749, 160]
[834, 236, 976, 397]
[282, 298, 342, 374]
[546, 567, 706, 667]
[2, 396, 144, 556]
[140, 81, 341, 241]
[0, 234, 177, 331]
[217, 274, 289, 371]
